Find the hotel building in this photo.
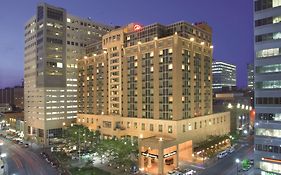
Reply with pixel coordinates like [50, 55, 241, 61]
[254, 0, 281, 174]
[77, 22, 230, 174]
[24, 3, 112, 144]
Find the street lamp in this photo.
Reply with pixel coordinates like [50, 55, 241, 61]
[235, 158, 240, 175]
[62, 122, 66, 138]
[227, 103, 233, 109]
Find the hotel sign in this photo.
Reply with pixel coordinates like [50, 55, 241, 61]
[141, 152, 158, 159]
[163, 151, 177, 158]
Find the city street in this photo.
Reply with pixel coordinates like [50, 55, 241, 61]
[200, 135, 254, 175]
[0, 137, 58, 175]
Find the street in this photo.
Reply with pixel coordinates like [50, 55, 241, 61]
[0, 137, 58, 175]
[200, 135, 254, 175]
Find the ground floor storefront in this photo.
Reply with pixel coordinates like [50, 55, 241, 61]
[139, 137, 193, 175]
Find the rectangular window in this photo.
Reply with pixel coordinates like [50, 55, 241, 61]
[141, 123, 145, 131]
[159, 125, 163, 132]
[150, 124, 154, 131]
[168, 126, 173, 133]
[256, 48, 280, 58]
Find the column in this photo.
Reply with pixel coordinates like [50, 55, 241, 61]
[148, 157, 152, 168]
[158, 148, 164, 175]
[175, 144, 179, 168]
[138, 139, 144, 171]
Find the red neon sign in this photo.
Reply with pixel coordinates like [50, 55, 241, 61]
[133, 24, 142, 31]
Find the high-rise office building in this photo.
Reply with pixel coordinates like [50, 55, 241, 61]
[77, 22, 230, 174]
[24, 3, 112, 144]
[247, 63, 254, 90]
[254, 0, 281, 174]
[212, 61, 236, 91]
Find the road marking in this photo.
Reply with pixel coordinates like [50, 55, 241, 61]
[189, 164, 205, 170]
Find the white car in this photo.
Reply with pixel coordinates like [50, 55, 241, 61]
[217, 150, 228, 159]
[228, 146, 235, 153]
[182, 169, 196, 175]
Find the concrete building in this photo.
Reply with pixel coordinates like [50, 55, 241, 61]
[213, 90, 252, 133]
[0, 86, 24, 110]
[24, 3, 112, 144]
[254, 0, 281, 174]
[212, 61, 236, 92]
[247, 64, 255, 90]
[77, 22, 230, 174]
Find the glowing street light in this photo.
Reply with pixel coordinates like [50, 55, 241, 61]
[237, 103, 241, 109]
[1, 153, 7, 158]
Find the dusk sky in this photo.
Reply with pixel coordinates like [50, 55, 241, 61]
[0, 0, 253, 88]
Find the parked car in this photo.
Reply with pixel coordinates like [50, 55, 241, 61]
[45, 157, 51, 163]
[249, 159, 254, 165]
[217, 150, 228, 159]
[182, 169, 196, 175]
[228, 146, 235, 153]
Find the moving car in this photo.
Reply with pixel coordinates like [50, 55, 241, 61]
[217, 150, 228, 159]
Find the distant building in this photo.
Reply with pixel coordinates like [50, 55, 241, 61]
[0, 104, 13, 113]
[0, 86, 24, 110]
[24, 3, 113, 144]
[213, 89, 252, 133]
[247, 64, 254, 90]
[212, 61, 236, 91]
[77, 21, 230, 175]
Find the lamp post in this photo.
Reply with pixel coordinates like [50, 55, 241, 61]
[62, 122, 66, 138]
[235, 158, 240, 175]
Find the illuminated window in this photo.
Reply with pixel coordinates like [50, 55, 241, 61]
[168, 126, 173, 133]
[273, 0, 281, 7]
[57, 62, 63, 68]
[169, 64, 173, 70]
[256, 64, 281, 73]
[256, 48, 280, 58]
[260, 161, 281, 174]
[256, 128, 281, 138]
[188, 123, 192, 130]
[273, 16, 281, 24]
[257, 80, 281, 89]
